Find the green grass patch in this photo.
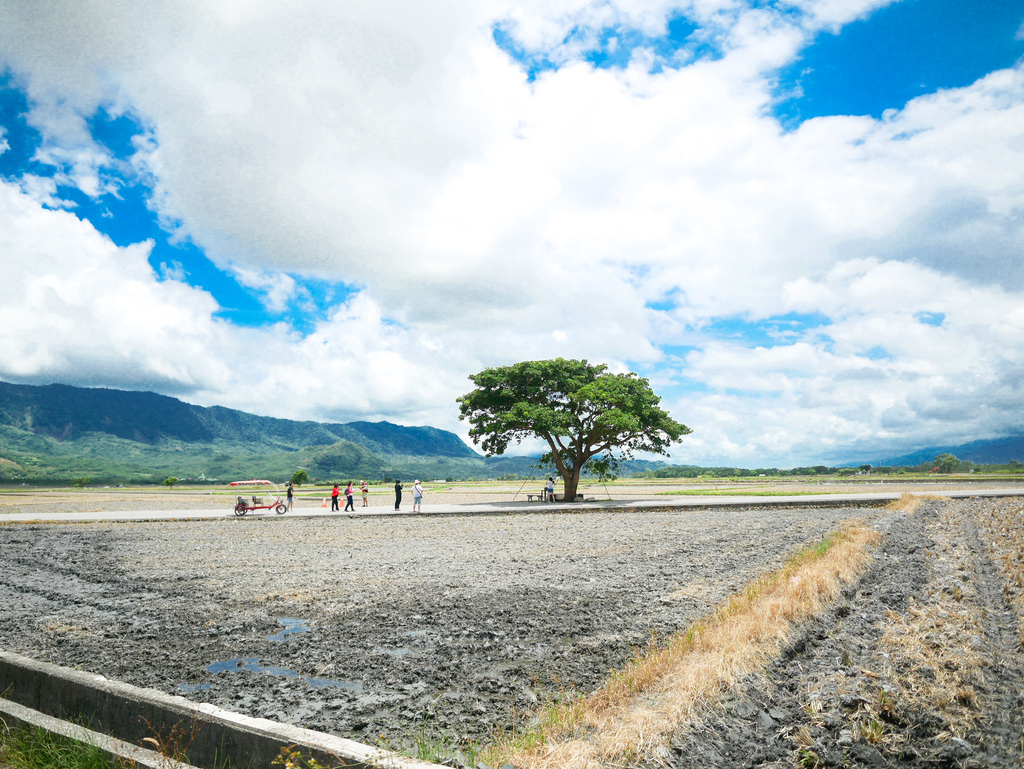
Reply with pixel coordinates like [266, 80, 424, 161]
[0, 722, 113, 769]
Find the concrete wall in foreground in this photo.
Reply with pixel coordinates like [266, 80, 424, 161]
[0, 650, 443, 769]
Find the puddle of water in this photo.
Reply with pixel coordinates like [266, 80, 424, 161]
[207, 657, 362, 692]
[306, 675, 359, 689]
[180, 618, 359, 694]
[266, 616, 311, 642]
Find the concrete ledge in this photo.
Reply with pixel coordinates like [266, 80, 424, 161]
[0, 650, 443, 769]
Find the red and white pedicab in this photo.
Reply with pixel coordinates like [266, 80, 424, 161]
[229, 479, 287, 516]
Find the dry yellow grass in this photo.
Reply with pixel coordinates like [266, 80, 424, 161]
[885, 492, 949, 514]
[484, 522, 883, 769]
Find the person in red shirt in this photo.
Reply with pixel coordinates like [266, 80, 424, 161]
[330, 483, 340, 511]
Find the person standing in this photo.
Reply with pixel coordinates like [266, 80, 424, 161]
[546, 476, 555, 503]
[394, 479, 403, 511]
[412, 480, 423, 512]
[344, 481, 355, 512]
[331, 483, 340, 511]
[360, 479, 369, 507]
[286, 482, 294, 511]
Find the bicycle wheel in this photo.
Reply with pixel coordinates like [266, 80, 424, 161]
[275, 503, 287, 515]
[234, 503, 248, 517]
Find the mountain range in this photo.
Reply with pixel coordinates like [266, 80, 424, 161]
[0, 381, 529, 483]
[0, 381, 662, 484]
[0, 381, 475, 456]
[865, 435, 1024, 468]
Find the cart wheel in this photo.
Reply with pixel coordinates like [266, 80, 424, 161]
[234, 503, 248, 517]
[275, 503, 287, 515]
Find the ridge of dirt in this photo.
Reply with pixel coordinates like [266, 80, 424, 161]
[647, 499, 1024, 769]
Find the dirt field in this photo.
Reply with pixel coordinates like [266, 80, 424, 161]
[1, 489, 1022, 768]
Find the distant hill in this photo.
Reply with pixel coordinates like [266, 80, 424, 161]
[0, 381, 664, 483]
[0, 381, 481, 483]
[867, 434, 1024, 468]
[0, 381, 477, 457]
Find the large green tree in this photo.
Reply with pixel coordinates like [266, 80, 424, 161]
[457, 358, 691, 501]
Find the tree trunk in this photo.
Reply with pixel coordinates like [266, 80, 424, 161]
[561, 467, 582, 502]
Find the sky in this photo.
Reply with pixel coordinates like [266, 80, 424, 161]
[0, 0, 1022, 468]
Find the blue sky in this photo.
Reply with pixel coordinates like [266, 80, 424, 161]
[775, 0, 1024, 122]
[0, 0, 1022, 467]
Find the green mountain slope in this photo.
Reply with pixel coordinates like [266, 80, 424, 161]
[0, 382, 477, 456]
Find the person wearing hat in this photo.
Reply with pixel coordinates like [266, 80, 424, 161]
[412, 480, 423, 512]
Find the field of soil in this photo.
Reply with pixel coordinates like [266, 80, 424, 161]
[1, 489, 1022, 768]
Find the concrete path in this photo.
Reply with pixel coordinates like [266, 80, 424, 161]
[2, 488, 1022, 524]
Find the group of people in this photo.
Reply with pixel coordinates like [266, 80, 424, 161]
[329, 479, 371, 511]
[324, 479, 423, 512]
[392, 479, 423, 512]
[291, 477, 560, 513]
[290, 477, 566, 512]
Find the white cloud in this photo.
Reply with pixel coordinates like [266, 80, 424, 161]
[0, 179, 230, 392]
[9, 174, 68, 209]
[231, 267, 299, 314]
[780, 0, 899, 30]
[0, 178, 480, 434]
[663, 257, 1024, 465]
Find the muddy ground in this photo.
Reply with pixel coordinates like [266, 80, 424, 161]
[1, 498, 1022, 768]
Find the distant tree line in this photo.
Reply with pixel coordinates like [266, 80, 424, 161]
[637, 455, 1024, 479]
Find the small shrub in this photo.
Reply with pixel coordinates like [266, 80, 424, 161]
[273, 746, 328, 769]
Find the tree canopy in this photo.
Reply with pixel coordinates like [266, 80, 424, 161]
[457, 358, 690, 500]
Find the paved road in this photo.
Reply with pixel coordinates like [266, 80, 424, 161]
[2, 488, 1023, 524]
